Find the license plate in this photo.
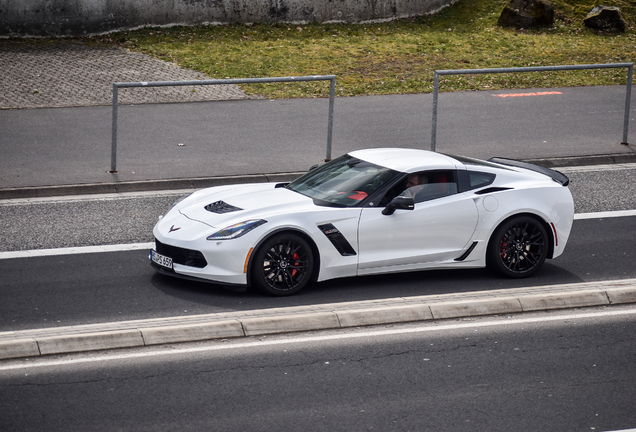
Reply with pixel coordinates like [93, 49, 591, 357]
[151, 250, 173, 269]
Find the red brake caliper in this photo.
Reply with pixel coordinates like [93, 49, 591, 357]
[291, 252, 300, 277]
[500, 237, 508, 259]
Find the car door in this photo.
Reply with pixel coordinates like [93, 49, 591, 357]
[356, 170, 479, 274]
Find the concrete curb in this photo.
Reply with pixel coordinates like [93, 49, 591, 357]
[2, 153, 636, 200]
[1, 280, 635, 360]
[525, 152, 636, 168]
[0, 172, 305, 200]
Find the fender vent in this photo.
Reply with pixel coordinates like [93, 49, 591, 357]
[205, 201, 243, 214]
[318, 224, 357, 256]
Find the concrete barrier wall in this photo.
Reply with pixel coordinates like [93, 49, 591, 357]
[0, 0, 455, 37]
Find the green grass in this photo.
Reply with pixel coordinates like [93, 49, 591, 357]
[82, 0, 636, 98]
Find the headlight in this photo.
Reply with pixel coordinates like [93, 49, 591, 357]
[207, 220, 267, 240]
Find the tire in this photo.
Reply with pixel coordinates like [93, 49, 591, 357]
[251, 233, 314, 296]
[488, 216, 549, 278]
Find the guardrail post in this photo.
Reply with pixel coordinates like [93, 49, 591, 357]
[326, 77, 336, 161]
[431, 71, 440, 152]
[110, 84, 118, 173]
[623, 64, 633, 145]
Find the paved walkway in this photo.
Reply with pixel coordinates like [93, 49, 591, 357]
[0, 39, 250, 109]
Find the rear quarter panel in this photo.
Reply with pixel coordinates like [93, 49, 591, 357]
[473, 182, 574, 258]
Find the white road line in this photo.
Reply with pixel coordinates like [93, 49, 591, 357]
[574, 209, 636, 220]
[0, 210, 634, 260]
[0, 189, 191, 206]
[0, 243, 155, 259]
[1, 307, 635, 371]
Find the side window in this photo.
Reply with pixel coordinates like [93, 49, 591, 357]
[379, 180, 409, 206]
[457, 171, 496, 193]
[401, 170, 458, 204]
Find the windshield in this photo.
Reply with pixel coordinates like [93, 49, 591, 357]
[288, 155, 399, 207]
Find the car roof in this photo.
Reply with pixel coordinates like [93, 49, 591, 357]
[349, 148, 462, 173]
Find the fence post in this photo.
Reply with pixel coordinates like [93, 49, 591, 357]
[326, 77, 336, 161]
[110, 84, 119, 173]
[430, 72, 440, 152]
[623, 64, 633, 145]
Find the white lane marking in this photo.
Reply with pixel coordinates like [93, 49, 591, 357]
[0, 190, 192, 206]
[574, 209, 636, 220]
[1, 307, 635, 371]
[0, 210, 634, 260]
[0, 243, 155, 259]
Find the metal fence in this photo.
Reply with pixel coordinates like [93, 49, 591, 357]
[110, 75, 337, 173]
[430, 63, 634, 151]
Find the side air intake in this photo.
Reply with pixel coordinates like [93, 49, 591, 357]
[318, 224, 357, 256]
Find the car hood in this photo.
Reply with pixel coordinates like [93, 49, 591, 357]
[174, 182, 314, 228]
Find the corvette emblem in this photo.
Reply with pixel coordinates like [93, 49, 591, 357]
[169, 225, 181, 233]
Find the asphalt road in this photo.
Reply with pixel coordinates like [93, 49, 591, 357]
[2, 307, 635, 432]
[0, 216, 635, 331]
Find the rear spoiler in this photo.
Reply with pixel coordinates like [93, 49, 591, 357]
[488, 157, 569, 186]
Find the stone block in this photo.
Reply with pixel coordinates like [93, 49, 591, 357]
[584, 6, 626, 32]
[498, 0, 554, 29]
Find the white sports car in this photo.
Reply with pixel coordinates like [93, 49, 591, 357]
[151, 148, 574, 296]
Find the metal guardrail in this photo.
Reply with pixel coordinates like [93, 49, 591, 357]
[110, 75, 337, 173]
[430, 63, 634, 151]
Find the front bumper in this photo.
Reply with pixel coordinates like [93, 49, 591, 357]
[149, 258, 248, 292]
[149, 232, 251, 286]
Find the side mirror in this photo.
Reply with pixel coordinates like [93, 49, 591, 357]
[308, 164, 320, 171]
[382, 196, 415, 215]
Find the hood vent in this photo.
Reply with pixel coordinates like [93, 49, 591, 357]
[205, 200, 243, 214]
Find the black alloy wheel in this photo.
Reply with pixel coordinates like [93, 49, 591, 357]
[251, 233, 314, 296]
[488, 216, 549, 278]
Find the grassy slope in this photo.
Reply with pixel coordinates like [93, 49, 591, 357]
[84, 0, 636, 98]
